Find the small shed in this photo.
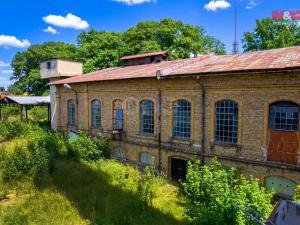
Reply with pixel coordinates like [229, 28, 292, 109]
[0, 96, 51, 122]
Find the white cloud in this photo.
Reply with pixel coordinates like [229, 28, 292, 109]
[112, 0, 156, 5]
[0, 35, 30, 48]
[1, 70, 13, 74]
[204, 0, 231, 11]
[43, 13, 89, 30]
[43, 26, 58, 34]
[0, 61, 9, 67]
[246, 0, 259, 9]
[0, 76, 13, 88]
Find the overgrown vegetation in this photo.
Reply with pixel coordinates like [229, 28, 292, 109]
[182, 160, 274, 225]
[0, 121, 186, 225]
[2, 121, 299, 225]
[294, 185, 300, 203]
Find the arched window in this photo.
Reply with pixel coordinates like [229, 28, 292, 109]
[67, 99, 75, 126]
[140, 152, 154, 166]
[115, 148, 125, 160]
[91, 100, 101, 128]
[140, 100, 154, 135]
[113, 99, 123, 131]
[215, 100, 238, 144]
[173, 100, 191, 139]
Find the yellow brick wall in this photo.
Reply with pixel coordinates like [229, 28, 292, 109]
[55, 71, 300, 184]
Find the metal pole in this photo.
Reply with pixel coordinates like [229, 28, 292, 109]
[48, 104, 51, 125]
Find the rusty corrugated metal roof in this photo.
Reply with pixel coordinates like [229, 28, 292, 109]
[120, 51, 168, 60]
[50, 60, 181, 85]
[50, 46, 300, 86]
[166, 46, 300, 77]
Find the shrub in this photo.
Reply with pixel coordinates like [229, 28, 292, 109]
[182, 159, 274, 225]
[0, 121, 25, 141]
[29, 106, 48, 122]
[2, 122, 66, 180]
[68, 132, 105, 161]
[98, 160, 139, 192]
[137, 167, 159, 210]
[294, 185, 300, 202]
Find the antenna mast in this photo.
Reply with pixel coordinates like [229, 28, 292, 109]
[232, 0, 239, 54]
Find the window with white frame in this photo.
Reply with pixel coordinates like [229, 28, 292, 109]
[140, 152, 154, 166]
[67, 99, 75, 126]
[140, 100, 154, 135]
[172, 100, 191, 139]
[215, 100, 238, 144]
[91, 100, 101, 128]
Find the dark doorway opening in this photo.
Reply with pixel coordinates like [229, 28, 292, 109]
[170, 158, 188, 181]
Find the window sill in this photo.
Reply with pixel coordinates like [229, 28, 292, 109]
[138, 133, 156, 138]
[213, 142, 241, 149]
[171, 137, 192, 145]
[67, 125, 77, 130]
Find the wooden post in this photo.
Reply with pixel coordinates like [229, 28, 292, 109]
[25, 105, 28, 123]
[0, 104, 2, 121]
[20, 105, 23, 122]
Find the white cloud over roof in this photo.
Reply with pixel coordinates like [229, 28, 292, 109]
[43, 13, 89, 30]
[204, 0, 231, 11]
[112, 0, 156, 5]
[0, 35, 30, 48]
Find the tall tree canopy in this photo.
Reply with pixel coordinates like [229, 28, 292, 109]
[243, 18, 300, 52]
[9, 18, 225, 95]
[9, 42, 78, 95]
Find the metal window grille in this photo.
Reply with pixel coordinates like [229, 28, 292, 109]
[269, 104, 299, 131]
[140, 152, 154, 166]
[91, 100, 101, 128]
[67, 100, 75, 126]
[140, 100, 154, 135]
[215, 100, 238, 144]
[173, 100, 191, 139]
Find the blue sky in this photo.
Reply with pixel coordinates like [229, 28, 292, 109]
[0, 0, 299, 88]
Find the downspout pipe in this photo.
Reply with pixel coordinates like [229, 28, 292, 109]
[157, 88, 162, 174]
[196, 77, 206, 165]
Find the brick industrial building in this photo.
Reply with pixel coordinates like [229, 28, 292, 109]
[42, 47, 300, 198]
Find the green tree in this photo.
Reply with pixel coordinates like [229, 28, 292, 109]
[78, 18, 226, 72]
[182, 160, 274, 225]
[243, 18, 300, 51]
[124, 18, 226, 58]
[77, 30, 125, 73]
[9, 42, 78, 95]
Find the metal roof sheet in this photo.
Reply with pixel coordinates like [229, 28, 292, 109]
[121, 51, 168, 60]
[50, 60, 181, 85]
[50, 46, 300, 86]
[166, 46, 300, 77]
[3, 96, 50, 105]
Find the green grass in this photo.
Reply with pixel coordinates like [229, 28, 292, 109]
[0, 151, 187, 225]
